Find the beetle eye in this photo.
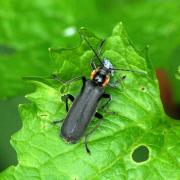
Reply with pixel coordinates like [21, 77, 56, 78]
[109, 69, 114, 76]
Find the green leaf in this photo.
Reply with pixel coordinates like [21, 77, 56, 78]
[1, 23, 180, 180]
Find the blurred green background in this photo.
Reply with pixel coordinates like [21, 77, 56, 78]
[0, 0, 180, 171]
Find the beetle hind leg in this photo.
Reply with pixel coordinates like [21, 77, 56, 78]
[84, 112, 103, 155]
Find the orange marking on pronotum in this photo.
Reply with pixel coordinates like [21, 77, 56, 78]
[102, 76, 110, 87]
[90, 70, 98, 80]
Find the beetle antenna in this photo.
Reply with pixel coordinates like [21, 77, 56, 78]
[111, 68, 146, 75]
[82, 36, 103, 65]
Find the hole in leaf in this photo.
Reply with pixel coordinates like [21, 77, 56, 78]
[132, 145, 149, 163]
[141, 87, 145, 91]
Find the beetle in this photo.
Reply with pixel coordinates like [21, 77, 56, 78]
[53, 37, 145, 154]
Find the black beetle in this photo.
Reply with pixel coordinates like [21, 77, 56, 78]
[53, 37, 145, 154]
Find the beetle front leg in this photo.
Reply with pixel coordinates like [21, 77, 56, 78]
[52, 74, 82, 84]
[108, 75, 126, 89]
[84, 112, 103, 154]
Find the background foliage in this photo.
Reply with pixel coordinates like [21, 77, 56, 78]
[1, 23, 180, 180]
[0, 0, 180, 173]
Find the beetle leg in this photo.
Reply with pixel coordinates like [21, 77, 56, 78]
[63, 94, 74, 112]
[51, 74, 66, 83]
[65, 76, 82, 84]
[52, 74, 83, 85]
[53, 93, 74, 125]
[108, 75, 126, 89]
[82, 76, 86, 84]
[94, 112, 103, 119]
[100, 93, 112, 109]
[51, 119, 64, 125]
[61, 77, 86, 112]
[84, 112, 103, 154]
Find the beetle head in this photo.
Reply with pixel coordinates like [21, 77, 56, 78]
[102, 59, 114, 76]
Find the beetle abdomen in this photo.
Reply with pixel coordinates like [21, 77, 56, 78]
[60, 80, 104, 143]
[61, 123, 80, 143]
